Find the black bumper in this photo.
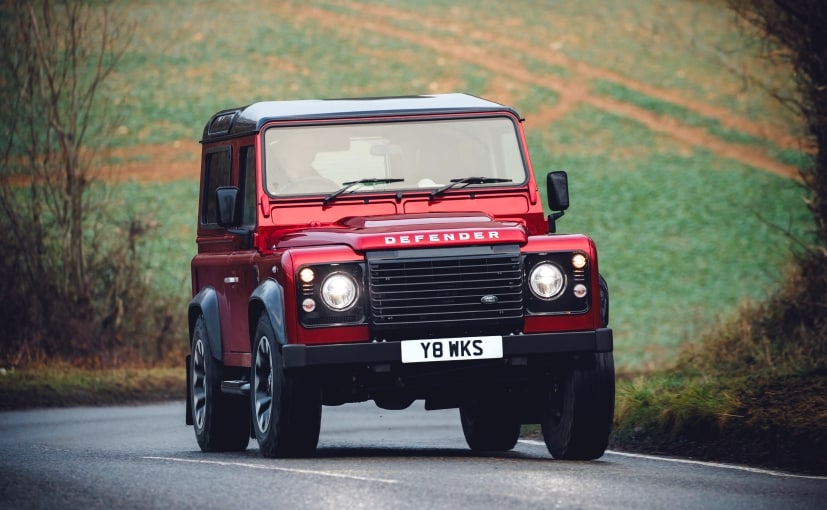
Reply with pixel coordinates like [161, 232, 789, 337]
[282, 328, 612, 369]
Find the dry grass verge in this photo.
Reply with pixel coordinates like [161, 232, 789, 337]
[0, 363, 185, 411]
[613, 252, 827, 475]
[613, 370, 827, 475]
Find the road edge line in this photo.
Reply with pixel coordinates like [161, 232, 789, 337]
[517, 440, 827, 480]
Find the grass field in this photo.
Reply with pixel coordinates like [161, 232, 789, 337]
[101, 0, 811, 370]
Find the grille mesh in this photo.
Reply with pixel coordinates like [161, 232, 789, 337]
[368, 247, 523, 332]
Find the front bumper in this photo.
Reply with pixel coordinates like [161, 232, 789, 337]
[282, 328, 612, 368]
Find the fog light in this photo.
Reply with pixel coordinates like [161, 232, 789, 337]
[302, 298, 316, 312]
[573, 284, 587, 298]
[572, 254, 587, 269]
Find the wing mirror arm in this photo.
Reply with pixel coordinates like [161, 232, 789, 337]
[548, 211, 565, 234]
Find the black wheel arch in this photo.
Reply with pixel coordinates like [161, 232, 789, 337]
[248, 278, 288, 349]
[598, 273, 609, 328]
[188, 287, 223, 362]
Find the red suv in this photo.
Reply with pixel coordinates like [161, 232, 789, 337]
[185, 94, 614, 459]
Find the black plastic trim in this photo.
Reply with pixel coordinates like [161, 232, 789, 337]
[282, 328, 612, 368]
[188, 287, 222, 361]
[249, 278, 288, 347]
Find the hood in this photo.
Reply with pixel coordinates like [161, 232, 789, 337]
[276, 212, 527, 251]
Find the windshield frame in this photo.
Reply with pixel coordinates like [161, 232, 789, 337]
[260, 114, 529, 199]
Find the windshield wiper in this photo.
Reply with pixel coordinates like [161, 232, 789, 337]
[429, 176, 512, 200]
[323, 178, 404, 206]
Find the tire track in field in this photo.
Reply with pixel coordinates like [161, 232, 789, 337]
[293, 2, 800, 180]
[341, 1, 802, 152]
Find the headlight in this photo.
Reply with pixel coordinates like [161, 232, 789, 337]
[320, 272, 358, 311]
[528, 262, 565, 300]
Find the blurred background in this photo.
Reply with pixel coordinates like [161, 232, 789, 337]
[88, 0, 812, 369]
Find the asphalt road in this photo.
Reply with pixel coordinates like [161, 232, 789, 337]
[1, 401, 824, 509]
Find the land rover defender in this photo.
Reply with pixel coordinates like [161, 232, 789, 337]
[185, 94, 614, 459]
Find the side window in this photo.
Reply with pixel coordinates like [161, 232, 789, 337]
[240, 146, 257, 227]
[201, 148, 231, 225]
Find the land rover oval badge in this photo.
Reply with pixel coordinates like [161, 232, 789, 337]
[481, 295, 498, 305]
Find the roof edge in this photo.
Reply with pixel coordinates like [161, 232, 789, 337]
[201, 93, 519, 142]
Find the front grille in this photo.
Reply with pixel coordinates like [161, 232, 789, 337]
[367, 245, 523, 338]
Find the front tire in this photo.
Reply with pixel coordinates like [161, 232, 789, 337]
[541, 352, 615, 460]
[251, 314, 322, 458]
[191, 315, 249, 452]
[459, 398, 521, 451]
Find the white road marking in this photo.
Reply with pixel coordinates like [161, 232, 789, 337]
[518, 440, 827, 481]
[144, 456, 398, 484]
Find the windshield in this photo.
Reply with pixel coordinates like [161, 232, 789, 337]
[262, 117, 527, 196]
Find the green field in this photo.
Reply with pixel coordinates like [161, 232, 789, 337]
[110, 0, 811, 370]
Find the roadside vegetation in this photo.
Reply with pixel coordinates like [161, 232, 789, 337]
[613, 0, 827, 475]
[0, 1, 185, 367]
[0, 363, 183, 410]
[614, 278, 827, 474]
[0, 0, 824, 474]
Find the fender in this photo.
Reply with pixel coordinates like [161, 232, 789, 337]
[248, 278, 287, 348]
[188, 287, 223, 362]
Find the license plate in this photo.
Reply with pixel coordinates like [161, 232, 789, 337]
[400, 336, 503, 364]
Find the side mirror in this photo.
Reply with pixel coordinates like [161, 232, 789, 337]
[546, 171, 569, 234]
[547, 171, 569, 211]
[216, 186, 240, 228]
